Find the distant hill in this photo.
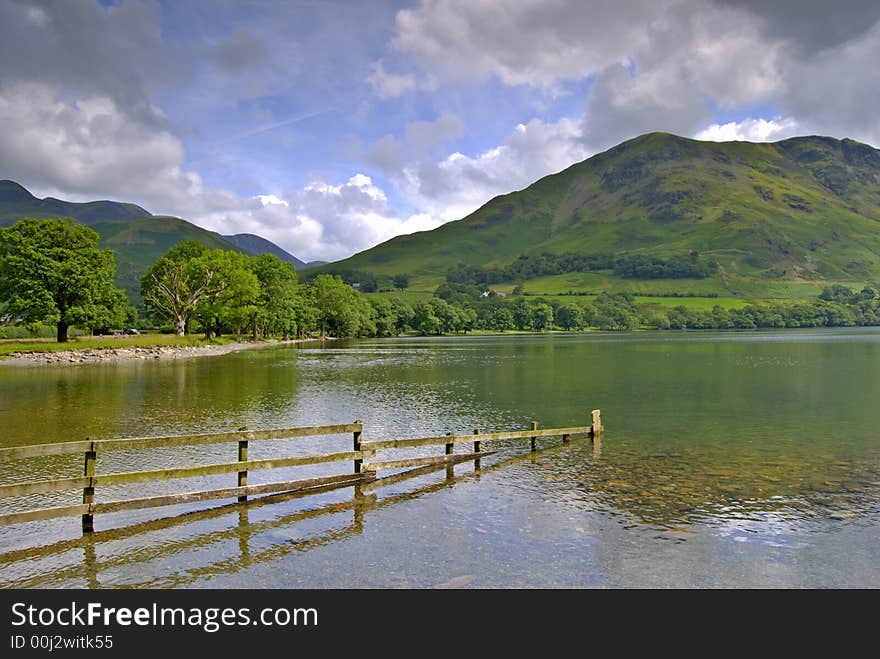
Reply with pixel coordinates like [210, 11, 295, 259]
[313, 132, 880, 297]
[0, 181, 320, 305]
[222, 233, 325, 270]
[0, 180, 150, 225]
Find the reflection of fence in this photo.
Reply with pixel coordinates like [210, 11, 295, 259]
[0, 430, 604, 589]
[0, 411, 602, 533]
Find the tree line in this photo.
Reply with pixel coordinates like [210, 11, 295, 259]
[1, 217, 878, 342]
[446, 250, 717, 287]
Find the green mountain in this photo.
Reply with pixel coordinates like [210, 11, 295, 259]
[0, 180, 314, 304]
[317, 132, 880, 298]
[0, 180, 150, 225]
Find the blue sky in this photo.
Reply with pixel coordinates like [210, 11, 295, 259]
[1, 0, 879, 262]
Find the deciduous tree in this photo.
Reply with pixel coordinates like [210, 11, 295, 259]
[0, 218, 127, 342]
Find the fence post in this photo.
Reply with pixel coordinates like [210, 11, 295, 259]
[445, 432, 455, 478]
[445, 432, 455, 456]
[237, 433, 249, 502]
[353, 420, 363, 474]
[591, 410, 602, 440]
[473, 428, 481, 470]
[81, 441, 96, 533]
[530, 421, 538, 452]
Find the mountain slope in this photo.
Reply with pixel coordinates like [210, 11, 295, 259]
[222, 233, 324, 269]
[0, 180, 150, 225]
[317, 132, 880, 294]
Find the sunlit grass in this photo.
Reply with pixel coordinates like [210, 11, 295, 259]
[0, 333, 236, 357]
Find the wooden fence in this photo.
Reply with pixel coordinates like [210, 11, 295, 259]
[0, 410, 602, 533]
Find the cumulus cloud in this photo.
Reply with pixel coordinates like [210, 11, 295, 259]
[0, 82, 203, 209]
[5, 0, 879, 267]
[0, 0, 176, 124]
[579, 1, 784, 151]
[777, 20, 880, 147]
[367, 60, 419, 98]
[717, 0, 880, 53]
[195, 174, 444, 262]
[383, 0, 880, 150]
[390, 0, 650, 88]
[367, 116, 589, 222]
[695, 117, 801, 142]
[0, 81, 434, 262]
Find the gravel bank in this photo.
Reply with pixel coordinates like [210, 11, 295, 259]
[0, 338, 324, 366]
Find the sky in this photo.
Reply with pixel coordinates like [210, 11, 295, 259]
[1, 0, 879, 263]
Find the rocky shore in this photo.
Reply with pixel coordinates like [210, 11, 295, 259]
[0, 339, 319, 366]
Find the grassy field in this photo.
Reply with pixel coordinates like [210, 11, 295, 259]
[634, 296, 750, 312]
[488, 271, 867, 300]
[365, 290, 436, 303]
[0, 333, 235, 357]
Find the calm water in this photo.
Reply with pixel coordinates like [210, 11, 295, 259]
[1, 329, 878, 588]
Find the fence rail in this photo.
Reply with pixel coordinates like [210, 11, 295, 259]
[0, 411, 602, 532]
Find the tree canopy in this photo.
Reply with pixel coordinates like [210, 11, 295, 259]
[0, 217, 128, 342]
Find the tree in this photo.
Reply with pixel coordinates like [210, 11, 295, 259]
[412, 302, 440, 335]
[392, 274, 410, 290]
[512, 298, 532, 330]
[488, 306, 515, 331]
[429, 297, 459, 333]
[191, 250, 259, 339]
[531, 302, 554, 331]
[141, 241, 218, 336]
[556, 303, 584, 330]
[250, 254, 299, 339]
[370, 298, 400, 337]
[390, 298, 415, 334]
[311, 274, 374, 337]
[0, 218, 128, 342]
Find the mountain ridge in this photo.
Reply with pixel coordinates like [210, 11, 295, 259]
[312, 131, 880, 296]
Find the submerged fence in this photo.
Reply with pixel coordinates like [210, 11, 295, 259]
[0, 410, 603, 533]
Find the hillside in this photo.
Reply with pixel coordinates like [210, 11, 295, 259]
[316, 133, 880, 297]
[0, 180, 150, 225]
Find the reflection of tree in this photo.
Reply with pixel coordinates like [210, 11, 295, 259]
[0, 349, 303, 446]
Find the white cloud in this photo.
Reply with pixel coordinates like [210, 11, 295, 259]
[195, 174, 445, 263]
[695, 117, 801, 142]
[0, 82, 203, 210]
[367, 61, 423, 97]
[0, 79, 442, 263]
[368, 116, 589, 222]
[257, 194, 289, 207]
[384, 1, 880, 152]
[391, 0, 650, 88]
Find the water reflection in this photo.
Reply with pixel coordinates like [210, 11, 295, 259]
[0, 450, 507, 588]
[2, 329, 880, 587]
[532, 441, 880, 530]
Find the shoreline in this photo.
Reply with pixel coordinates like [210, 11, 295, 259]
[0, 337, 329, 367]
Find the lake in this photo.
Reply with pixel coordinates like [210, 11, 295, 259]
[1, 328, 879, 588]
